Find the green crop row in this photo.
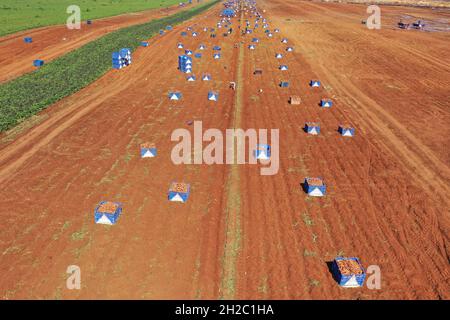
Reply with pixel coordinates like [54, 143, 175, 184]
[0, 0, 181, 37]
[0, 0, 219, 133]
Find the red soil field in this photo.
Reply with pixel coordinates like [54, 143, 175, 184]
[0, 0, 449, 299]
[0, 3, 197, 83]
[236, 0, 449, 299]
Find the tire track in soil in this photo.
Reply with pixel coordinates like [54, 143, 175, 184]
[271, 2, 450, 206]
[280, 43, 433, 299]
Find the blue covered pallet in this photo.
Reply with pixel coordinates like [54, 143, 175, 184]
[140, 143, 157, 158]
[208, 91, 219, 101]
[169, 92, 182, 100]
[279, 81, 289, 88]
[338, 125, 355, 137]
[24, 37, 32, 43]
[178, 55, 192, 73]
[222, 8, 235, 17]
[310, 80, 321, 87]
[33, 59, 44, 67]
[87, 20, 93, 25]
[168, 182, 190, 203]
[141, 41, 149, 47]
[159, 29, 165, 35]
[331, 257, 366, 287]
[181, 31, 187, 36]
[112, 48, 132, 69]
[213, 46, 221, 51]
[166, 25, 173, 31]
[305, 122, 320, 135]
[320, 99, 333, 108]
[254, 144, 271, 160]
[94, 201, 122, 225]
[194, 53, 202, 59]
[303, 177, 326, 197]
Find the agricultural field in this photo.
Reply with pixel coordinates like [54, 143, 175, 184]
[0, 1, 218, 132]
[318, 0, 450, 8]
[0, 0, 182, 36]
[0, 0, 449, 304]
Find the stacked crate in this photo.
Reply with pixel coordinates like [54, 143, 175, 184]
[168, 182, 191, 202]
[94, 201, 122, 225]
[331, 257, 366, 287]
[112, 48, 132, 70]
[178, 55, 193, 73]
[303, 177, 326, 197]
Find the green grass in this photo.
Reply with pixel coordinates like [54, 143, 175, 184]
[0, 0, 183, 37]
[303, 249, 317, 257]
[309, 279, 320, 287]
[302, 212, 314, 226]
[71, 227, 88, 241]
[0, 0, 218, 133]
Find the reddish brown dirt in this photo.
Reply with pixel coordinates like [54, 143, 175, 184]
[235, 0, 449, 299]
[0, 0, 449, 300]
[0, 5, 237, 299]
[0, 3, 197, 83]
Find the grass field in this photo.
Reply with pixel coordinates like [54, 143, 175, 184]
[0, 0, 184, 37]
[0, 0, 219, 133]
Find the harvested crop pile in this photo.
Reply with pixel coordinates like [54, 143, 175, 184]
[170, 182, 189, 193]
[337, 259, 364, 275]
[140, 142, 155, 149]
[307, 178, 324, 186]
[98, 202, 118, 214]
[289, 95, 301, 104]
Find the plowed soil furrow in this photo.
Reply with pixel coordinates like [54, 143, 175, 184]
[0, 4, 238, 299]
[233, 0, 449, 299]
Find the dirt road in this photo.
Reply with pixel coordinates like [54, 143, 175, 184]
[0, 3, 199, 83]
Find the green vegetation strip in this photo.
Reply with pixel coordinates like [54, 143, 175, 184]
[0, 0, 180, 37]
[0, 0, 219, 133]
[220, 9, 245, 300]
